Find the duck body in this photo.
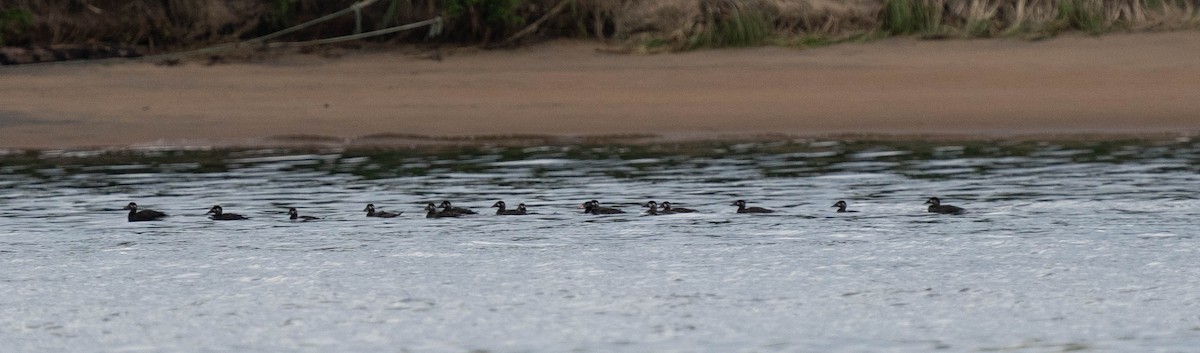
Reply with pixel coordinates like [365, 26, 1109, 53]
[832, 200, 859, 213]
[124, 202, 167, 222]
[440, 201, 477, 215]
[289, 207, 320, 221]
[207, 205, 249, 220]
[492, 201, 527, 215]
[426, 203, 464, 218]
[582, 200, 625, 215]
[659, 202, 695, 214]
[732, 200, 774, 214]
[364, 204, 401, 218]
[925, 197, 966, 215]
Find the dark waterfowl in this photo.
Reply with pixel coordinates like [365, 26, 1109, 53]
[207, 205, 249, 220]
[440, 201, 477, 215]
[832, 200, 859, 213]
[732, 200, 774, 214]
[288, 207, 320, 221]
[581, 200, 625, 215]
[426, 203, 465, 218]
[123, 202, 167, 222]
[660, 201, 696, 213]
[926, 196, 964, 213]
[492, 201, 527, 215]
[643, 201, 662, 215]
[364, 204, 401, 218]
[925, 197, 966, 215]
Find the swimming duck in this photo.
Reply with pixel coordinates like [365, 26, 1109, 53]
[492, 201, 527, 215]
[123, 202, 167, 222]
[660, 201, 696, 213]
[643, 201, 662, 215]
[426, 202, 464, 218]
[580, 200, 625, 214]
[440, 201, 477, 215]
[288, 207, 320, 221]
[207, 205, 249, 220]
[925, 197, 966, 215]
[364, 204, 401, 218]
[732, 200, 774, 213]
[832, 200, 858, 213]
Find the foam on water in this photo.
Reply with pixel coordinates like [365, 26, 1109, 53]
[2, 141, 1199, 352]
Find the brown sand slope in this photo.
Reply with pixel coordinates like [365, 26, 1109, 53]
[3, 32, 1200, 149]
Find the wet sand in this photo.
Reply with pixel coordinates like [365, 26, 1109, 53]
[3, 32, 1200, 149]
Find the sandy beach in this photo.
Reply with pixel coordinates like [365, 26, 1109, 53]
[3, 32, 1200, 149]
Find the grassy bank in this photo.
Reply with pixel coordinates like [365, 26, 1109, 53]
[1, 0, 1199, 53]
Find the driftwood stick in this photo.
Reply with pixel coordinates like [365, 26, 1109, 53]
[494, 0, 573, 47]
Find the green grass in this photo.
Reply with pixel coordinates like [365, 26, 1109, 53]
[1056, 0, 1107, 33]
[965, 19, 993, 38]
[882, 0, 943, 35]
[686, 9, 773, 49]
[0, 7, 33, 46]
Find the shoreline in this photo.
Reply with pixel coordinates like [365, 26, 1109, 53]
[4, 32, 1200, 150]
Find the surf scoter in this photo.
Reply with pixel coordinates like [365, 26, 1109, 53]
[643, 201, 662, 215]
[288, 207, 320, 221]
[732, 200, 774, 213]
[832, 200, 858, 213]
[492, 201, 527, 215]
[123, 202, 167, 222]
[207, 205, 249, 220]
[440, 201, 477, 215]
[580, 200, 624, 214]
[364, 204, 401, 218]
[426, 202, 465, 218]
[659, 201, 695, 213]
[925, 197, 966, 215]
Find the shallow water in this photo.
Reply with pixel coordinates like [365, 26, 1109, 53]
[2, 139, 1199, 352]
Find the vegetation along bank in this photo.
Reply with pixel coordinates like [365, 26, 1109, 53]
[2, 0, 1199, 64]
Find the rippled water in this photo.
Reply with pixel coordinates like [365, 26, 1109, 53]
[2, 139, 1199, 352]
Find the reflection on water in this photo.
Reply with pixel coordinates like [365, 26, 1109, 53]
[2, 138, 1199, 352]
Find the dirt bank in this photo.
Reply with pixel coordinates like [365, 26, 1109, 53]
[3, 32, 1200, 149]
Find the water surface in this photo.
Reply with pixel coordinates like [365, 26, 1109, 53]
[2, 139, 1199, 352]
